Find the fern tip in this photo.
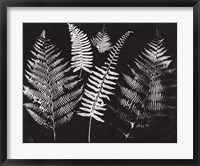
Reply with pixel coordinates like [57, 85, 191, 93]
[41, 30, 46, 38]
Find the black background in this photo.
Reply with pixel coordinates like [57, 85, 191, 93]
[23, 23, 177, 143]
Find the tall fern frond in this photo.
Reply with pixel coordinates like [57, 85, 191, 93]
[77, 31, 133, 142]
[23, 30, 82, 141]
[109, 29, 176, 139]
[135, 29, 176, 113]
[91, 24, 112, 53]
[68, 23, 93, 77]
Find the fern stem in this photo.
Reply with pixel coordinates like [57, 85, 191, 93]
[53, 126, 56, 142]
[51, 95, 56, 141]
[45, 45, 57, 142]
[50, 80, 56, 142]
[49, 82, 56, 142]
[88, 116, 92, 143]
[79, 68, 82, 78]
[102, 23, 105, 33]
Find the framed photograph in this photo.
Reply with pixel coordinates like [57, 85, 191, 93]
[0, 0, 199, 165]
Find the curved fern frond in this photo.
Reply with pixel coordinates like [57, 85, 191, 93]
[68, 23, 93, 77]
[23, 30, 82, 141]
[91, 24, 112, 53]
[77, 30, 133, 142]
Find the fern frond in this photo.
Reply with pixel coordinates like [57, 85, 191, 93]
[106, 31, 176, 141]
[78, 30, 133, 142]
[135, 29, 176, 113]
[68, 23, 93, 77]
[91, 24, 112, 53]
[112, 29, 176, 136]
[23, 30, 82, 141]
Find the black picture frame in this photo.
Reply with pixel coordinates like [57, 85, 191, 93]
[0, 0, 199, 165]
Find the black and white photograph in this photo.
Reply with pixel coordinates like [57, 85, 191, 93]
[23, 23, 177, 143]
